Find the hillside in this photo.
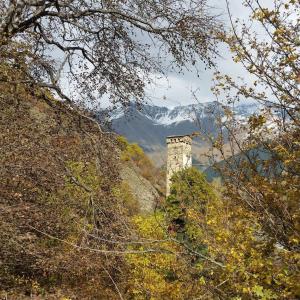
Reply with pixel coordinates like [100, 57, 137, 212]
[0, 84, 161, 299]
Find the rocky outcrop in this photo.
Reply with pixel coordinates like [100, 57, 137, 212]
[120, 165, 159, 213]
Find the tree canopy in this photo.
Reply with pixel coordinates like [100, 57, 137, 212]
[0, 0, 220, 107]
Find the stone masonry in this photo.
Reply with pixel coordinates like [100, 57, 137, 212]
[166, 135, 192, 196]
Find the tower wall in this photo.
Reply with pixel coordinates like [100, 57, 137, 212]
[166, 135, 192, 196]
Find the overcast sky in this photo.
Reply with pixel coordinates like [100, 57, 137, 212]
[144, 0, 274, 108]
[59, 0, 275, 109]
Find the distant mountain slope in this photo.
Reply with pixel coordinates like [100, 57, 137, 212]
[99, 102, 259, 154]
[203, 147, 282, 182]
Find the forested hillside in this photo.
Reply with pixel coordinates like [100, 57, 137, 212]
[0, 64, 164, 298]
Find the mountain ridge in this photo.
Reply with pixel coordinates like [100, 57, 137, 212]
[98, 102, 260, 153]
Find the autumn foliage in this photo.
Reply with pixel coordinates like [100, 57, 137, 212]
[126, 167, 299, 299]
[1, 0, 299, 299]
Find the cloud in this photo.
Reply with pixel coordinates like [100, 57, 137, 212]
[146, 0, 275, 107]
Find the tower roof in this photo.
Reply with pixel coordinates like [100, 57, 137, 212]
[166, 134, 191, 138]
[166, 134, 192, 145]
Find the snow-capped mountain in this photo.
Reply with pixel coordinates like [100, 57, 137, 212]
[98, 101, 260, 154]
[109, 102, 222, 126]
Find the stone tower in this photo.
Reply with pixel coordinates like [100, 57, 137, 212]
[166, 135, 192, 196]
